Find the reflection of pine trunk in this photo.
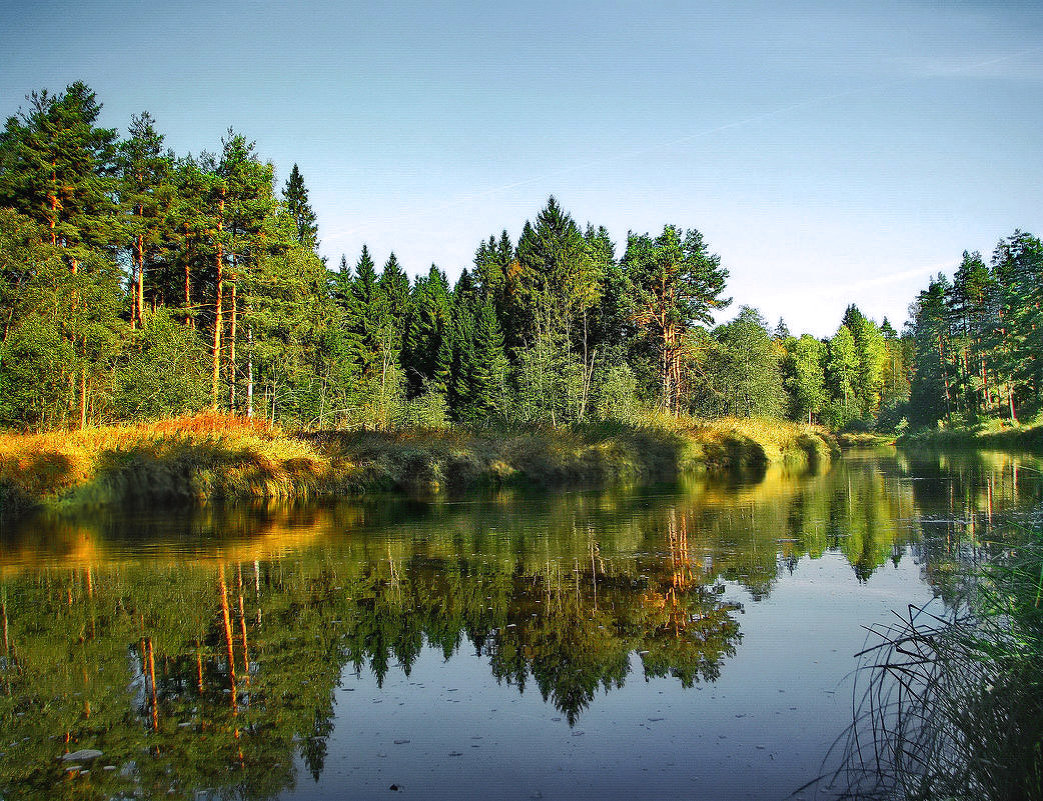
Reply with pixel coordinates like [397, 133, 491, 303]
[1, 589, 8, 656]
[218, 565, 238, 713]
[146, 637, 159, 731]
[195, 639, 204, 695]
[236, 563, 250, 687]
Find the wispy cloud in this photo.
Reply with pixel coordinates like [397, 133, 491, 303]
[768, 263, 948, 306]
[890, 47, 1043, 82]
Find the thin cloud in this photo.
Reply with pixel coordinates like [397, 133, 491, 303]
[890, 47, 1043, 82]
[764, 264, 948, 308]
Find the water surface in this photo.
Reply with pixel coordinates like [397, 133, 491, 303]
[1, 449, 1040, 800]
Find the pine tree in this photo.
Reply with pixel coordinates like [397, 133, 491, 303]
[0, 82, 123, 427]
[949, 250, 994, 414]
[215, 131, 277, 411]
[907, 276, 954, 428]
[991, 231, 1043, 418]
[622, 224, 730, 414]
[118, 111, 174, 329]
[0, 82, 120, 261]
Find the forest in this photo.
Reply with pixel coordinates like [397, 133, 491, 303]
[1, 82, 1041, 435]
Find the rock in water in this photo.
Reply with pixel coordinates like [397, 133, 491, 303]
[61, 750, 103, 762]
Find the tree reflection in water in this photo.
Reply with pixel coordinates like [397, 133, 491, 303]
[0, 449, 1037, 800]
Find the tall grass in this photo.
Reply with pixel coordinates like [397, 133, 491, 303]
[0, 413, 331, 515]
[2, 414, 836, 515]
[900, 419, 1043, 451]
[829, 521, 1043, 800]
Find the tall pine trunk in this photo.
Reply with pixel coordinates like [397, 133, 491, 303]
[211, 192, 225, 409]
[228, 282, 237, 412]
[135, 233, 145, 329]
[247, 326, 254, 418]
[212, 245, 223, 409]
[184, 227, 194, 328]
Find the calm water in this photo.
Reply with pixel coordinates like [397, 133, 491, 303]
[1, 449, 1040, 801]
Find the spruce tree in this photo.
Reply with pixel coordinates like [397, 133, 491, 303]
[402, 266, 453, 398]
[281, 163, 319, 251]
[378, 251, 411, 353]
[468, 294, 509, 419]
[515, 197, 600, 345]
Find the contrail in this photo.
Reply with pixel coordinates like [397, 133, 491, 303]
[328, 44, 1042, 242]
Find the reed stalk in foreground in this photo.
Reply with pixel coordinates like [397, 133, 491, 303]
[823, 522, 1043, 801]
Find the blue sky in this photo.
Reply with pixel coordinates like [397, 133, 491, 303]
[2, 0, 1040, 335]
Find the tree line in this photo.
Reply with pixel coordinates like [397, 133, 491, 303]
[905, 235, 1043, 429]
[0, 82, 1036, 432]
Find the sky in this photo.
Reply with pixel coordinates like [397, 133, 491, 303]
[1, 0, 1040, 336]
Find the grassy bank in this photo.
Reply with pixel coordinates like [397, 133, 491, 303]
[0, 413, 837, 516]
[899, 420, 1043, 451]
[836, 432, 898, 448]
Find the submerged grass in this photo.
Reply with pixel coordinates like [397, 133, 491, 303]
[0, 413, 836, 515]
[828, 519, 1043, 801]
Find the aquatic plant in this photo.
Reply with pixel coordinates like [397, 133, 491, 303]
[828, 520, 1043, 800]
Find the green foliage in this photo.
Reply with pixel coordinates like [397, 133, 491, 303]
[0, 82, 1036, 437]
[515, 196, 602, 346]
[825, 324, 859, 427]
[593, 363, 640, 422]
[108, 308, 210, 419]
[695, 307, 784, 419]
[281, 162, 319, 250]
[843, 304, 888, 418]
[784, 334, 826, 423]
[622, 224, 730, 414]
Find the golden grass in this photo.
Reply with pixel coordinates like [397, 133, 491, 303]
[0, 413, 333, 515]
[1, 414, 837, 515]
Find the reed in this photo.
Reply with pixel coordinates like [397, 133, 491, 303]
[828, 523, 1043, 800]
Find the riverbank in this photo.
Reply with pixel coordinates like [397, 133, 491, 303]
[899, 420, 1043, 451]
[0, 414, 837, 516]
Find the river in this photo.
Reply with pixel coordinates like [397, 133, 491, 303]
[1, 448, 1040, 800]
